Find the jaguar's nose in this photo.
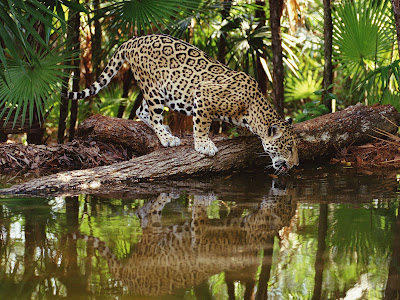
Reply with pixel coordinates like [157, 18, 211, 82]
[273, 159, 287, 171]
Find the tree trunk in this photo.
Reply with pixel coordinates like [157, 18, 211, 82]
[117, 70, 134, 118]
[1, 104, 398, 196]
[92, 0, 102, 79]
[58, 6, 80, 144]
[385, 204, 400, 299]
[255, 237, 275, 300]
[312, 204, 328, 300]
[27, 21, 46, 144]
[255, 0, 268, 95]
[217, 0, 232, 65]
[58, 95, 69, 143]
[268, 0, 285, 117]
[392, 0, 400, 56]
[68, 5, 81, 142]
[323, 0, 334, 112]
[128, 91, 143, 120]
[26, 104, 45, 144]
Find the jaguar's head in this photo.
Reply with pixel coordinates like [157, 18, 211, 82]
[259, 118, 299, 173]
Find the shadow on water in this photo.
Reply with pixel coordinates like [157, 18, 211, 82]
[0, 166, 399, 299]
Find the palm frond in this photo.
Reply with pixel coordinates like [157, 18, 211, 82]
[332, 0, 395, 84]
[94, 0, 202, 37]
[358, 59, 400, 105]
[0, 0, 69, 84]
[0, 48, 73, 129]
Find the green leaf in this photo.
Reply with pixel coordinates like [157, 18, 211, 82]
[326, 93, 338, 100]
[60, 0, 90, 14]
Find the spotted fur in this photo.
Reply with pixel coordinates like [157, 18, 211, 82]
[65, 34, 299, 171]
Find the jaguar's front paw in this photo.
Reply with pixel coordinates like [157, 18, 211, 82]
[195, 138, 219, 156]
[160, 135, 181, 147]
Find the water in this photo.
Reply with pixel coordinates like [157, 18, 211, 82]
[0, 166, 399, 299]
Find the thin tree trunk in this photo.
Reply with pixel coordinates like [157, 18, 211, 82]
[58, 95, 69, 143]
[64, 196, 82, 297]
[27, 21, 45, 144]
[217, 0, 232, 64]
[312, 204, 328, 300]
[268, 0, 285, 117]
[323, 0, 334, 112]
[210, 0, 233, 134]
[255, 237, 275, 300]
[226, 279, 235, 300]
[256, 0, 267, 95]
[385, 204, 400, 300]
[117, 70, 134, 118]
[58, 7, 80, 143]
[92, 0, 102, 79]
[86, 0, 103, 118]
[128, 91, 143, 120]
[392, 0, 400, 55]
[68, 5, 81, 142]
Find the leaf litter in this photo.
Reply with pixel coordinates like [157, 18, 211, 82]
[0, 139, 130, 172]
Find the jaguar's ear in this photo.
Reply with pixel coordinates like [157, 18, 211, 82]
[267, 124, 283, 139]
[286, 118, 293, 125]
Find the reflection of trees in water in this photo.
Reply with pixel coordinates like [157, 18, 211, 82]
[0, 180, 297, 298]
[269, 199, 399, 299]
[70, 191, 297, 297]
[385, 203, 400, 300]
[0, 175, 399, 299]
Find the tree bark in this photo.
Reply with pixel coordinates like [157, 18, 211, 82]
[68, 4, 81, 142]
[312, 204, 328, 300]
[92, 0, 102, 79]
[268, 0, 285, 117]
[0, 104, 399, 196]
[217, 0, 232, 65]
[128, 91, 143, 120]
[255, 0, 267, 95]
[323, 0, 334, 112]
[117, 69, 134, 118]
[58, 6, 80, 144]
[385, 204, 400, 299]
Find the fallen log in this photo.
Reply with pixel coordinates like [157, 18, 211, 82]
[0, 103, 399, 196]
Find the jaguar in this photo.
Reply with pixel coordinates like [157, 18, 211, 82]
[65, 34, 299, 171]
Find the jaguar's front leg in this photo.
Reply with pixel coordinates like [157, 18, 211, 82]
[193, 94, 218, 156]
[138, 97, 181, 147]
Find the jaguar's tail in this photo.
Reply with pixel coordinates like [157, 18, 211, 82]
[63, 42, 128, 100]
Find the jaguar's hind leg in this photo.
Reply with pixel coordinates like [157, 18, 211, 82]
[136, 96, 180, 147]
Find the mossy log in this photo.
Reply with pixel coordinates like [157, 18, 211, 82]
[0, 103, 399, 196]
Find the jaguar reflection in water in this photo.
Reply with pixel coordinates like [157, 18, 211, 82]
[67, 191, 296, 296]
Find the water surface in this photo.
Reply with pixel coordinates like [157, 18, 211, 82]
[0, 167, 399, 299]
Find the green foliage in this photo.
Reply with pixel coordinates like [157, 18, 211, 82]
[227, 127, 240, 138]
[0, 0, 86, 81]
[0, 0, 84, 128]
[294, 100, 329, 123]
[0, 0, 61, 79]
[379, 92, 400, 112]
[94, 0, 202, 37]
[0, 49, 72, 128]
[332, 0, 395, 86]
[358, 59, 400, 109]
[285, 63, 322, 102]
[223, 10, 299, 80]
